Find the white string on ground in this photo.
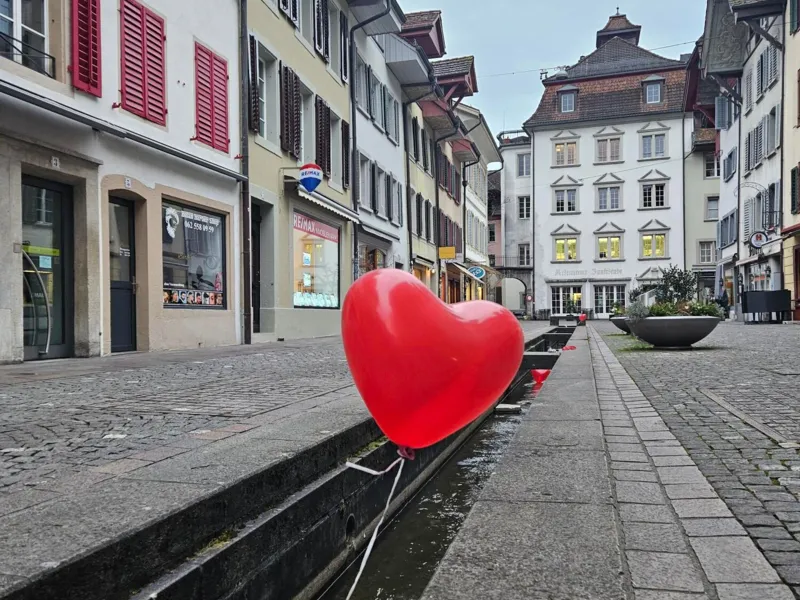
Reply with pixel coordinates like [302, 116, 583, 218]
[343, 457, 406, 600]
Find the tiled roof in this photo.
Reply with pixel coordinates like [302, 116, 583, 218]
[403, 10, 440, 29]
[599, 13, 640, 32]
[694, 128, 716, 143]
[432, 56, 474, 78]
[526, 68, 687, 128]
[547, 37, 685, 82]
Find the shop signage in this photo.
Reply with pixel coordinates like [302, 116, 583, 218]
[293, 212, 339, 243]
[438, 246, 456, 260]
[468, 266, 486, 279]
[749, 231, 768, 249]
[299, 163, 323, 193]
[552, 267, 624, 278]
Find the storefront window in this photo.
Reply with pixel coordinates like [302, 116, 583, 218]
[162, 201, 225, 308]
[293, 211, 340, 308]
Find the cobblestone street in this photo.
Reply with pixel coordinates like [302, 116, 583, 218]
[0, 337, 351, 493]
[597, 321, 800, 594]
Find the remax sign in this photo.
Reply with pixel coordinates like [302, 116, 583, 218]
[299, 163, 323, 194]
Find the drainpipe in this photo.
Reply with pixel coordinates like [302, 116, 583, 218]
[779, 28, 786, 294]
[349, 0, 391, 282]
[239, 0, 252, 344]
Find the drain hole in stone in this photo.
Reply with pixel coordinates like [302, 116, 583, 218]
[345, 514, 356, 538]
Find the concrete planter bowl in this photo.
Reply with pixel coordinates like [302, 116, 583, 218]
[610, 316, 630, 334]
[627, 316, 721, 349]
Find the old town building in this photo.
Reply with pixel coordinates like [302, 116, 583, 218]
[1, 0, 244, 362]
[525, 12, 688, 319]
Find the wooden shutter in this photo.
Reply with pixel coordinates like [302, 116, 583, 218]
[340, 12, 349, 81]
[194, 44, 229, 152]
[342, 120, 350, 188]
[370, 163, 378, 212]
[397, 182, 403, 227]
[142, 8, 167, 124]
[386, 175, 393, 220]
[279, 0, 290, 14]
[248, 35, 260, 132]
[744, 198, 752, 239]
[421, 129, 428, 168]
[793, 167, 799, 215]
[411, 118, 419, 159]
[366, 67, 374, 119]
[291, 71, 301, 159]
[120, 0, 146, 118]
[71, 0, 102, 97]
[211, 53, 229, 152]
[315, 96, 323, 168]
[280, 64, 291, 152]
[744, 132, 751, 171]
[324, 104, 332, 176]
[323, 0, 330, 60]
[314, 0, 323, 54]
[455, 171, 461, 204]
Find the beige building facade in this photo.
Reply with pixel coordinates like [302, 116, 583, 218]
[782, 2, 800, 319]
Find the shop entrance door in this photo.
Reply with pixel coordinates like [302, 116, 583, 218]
[109, 198, 136, 352]
[252, 204, 262, 333]
[21, 177, 74, 360]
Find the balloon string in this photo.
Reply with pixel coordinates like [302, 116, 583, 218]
[343, 455, 407, 600]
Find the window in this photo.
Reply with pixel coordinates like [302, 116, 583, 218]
[597, 138, 620, 163]
[358, 153, 370, 208]
[120, 0, 166, 125]
[194, 43, 230, 152]
[489, 254, 496, 266]
[517, 153, 531, 176]
[518, 195, 531, 219]
[706, 196, 719, 221]
[551, 286, 582, 314]
[597, 236, 621, 260]
[300, 0, 314, 44]
[279, 65, 301, 158]
[554, 142, 577, 166]
[641, 183, 666, 208]
[425, 200, 433, 242]
[279, 0, 299, 26]
[745, 68, 753, 111]
[411, 117, 419, 160]
[641, 233, 667, 258]
[300, 84, 314, 163]
[766, 104, 781, 155]
[292, 211, 340, 309]
[554, 189, 577, 213]
[594, 285, 626, 314]
[0, 0, 51, 77]
[369, 71, 381, 124]
[421, 128, 429, 170]
[488, 223, 495, 242]
[162, 201, 226, 309]
[554, 238, 578, 261]
[560, 92, 575, 113]
[313, 0, 331, 61]
[792, 167, 800, 215]
[699, 241, 715, 264]
[355, 55, 368, 107]
[723, 148, 738, 181]
[597, 186, 620, 211]
[71, 0, 102, 94]
[641, 133, 665, 159]
[756, 51, 767, 97]
[518, 243, 531, 266]
[704, 152, 720, 178]
[645, 82, 662, 104]
[792, 0, 800, 34]
[339, 11, 348, 81]
[718, 210, 738, 248]
[329, 112, 342, 186]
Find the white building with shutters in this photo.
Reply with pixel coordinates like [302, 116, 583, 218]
[0, 0, 243, 362]
[353, 18, 409, 273]
[736, 16, 784, 298]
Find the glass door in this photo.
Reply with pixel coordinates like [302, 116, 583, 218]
[109, 198, 136, 352]
[21, 177, 73, 360]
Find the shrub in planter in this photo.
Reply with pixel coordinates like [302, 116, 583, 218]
[649, 302, 678, 317]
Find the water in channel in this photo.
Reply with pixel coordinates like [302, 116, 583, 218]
[317, 382, 536, 600]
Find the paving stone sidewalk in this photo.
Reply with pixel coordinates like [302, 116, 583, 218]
[596, 320, 800, 597]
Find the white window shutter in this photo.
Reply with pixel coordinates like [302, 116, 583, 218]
[776, 102, 782, 148]
[715, 97, 726, 130]
[775, 179, 782, 227]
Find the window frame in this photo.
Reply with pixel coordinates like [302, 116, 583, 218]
[640, 182, 668, 209]
[554, 140, 578, 167]
[518, 195, 531, 219]
[704, 152, 720, 178]
[596, 137, 621, 163]
[560, 91, 576, 113]
[698, 240, 716, 265]
[645, 82, 662, 104]
[517, 152, 531, 177]
[596, 234, 622, 261]
[553, 236, 579, 262]
[1, 0, 50, 76]
[640, 132, 667, 160]
[705, 195, 719, 221]
[596, 185, 621, 212]
[553, 188, 578, 214]
[640, 231, 668, 259]
[518, 243, 532, 266]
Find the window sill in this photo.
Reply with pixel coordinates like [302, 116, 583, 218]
[551, 260, 581, 264]
[638, 256, 671, 261]
[360, 205, 374, 214]
[327, 66, 344, 87]
[357, 104, 371, 119]
[724, 174, 736, 183]
[638, 206, 670, 211]
[294, 30, 316, 58]
[638, 156, 669, 162]
[260, 0, 281, 18]
[254, 135, 283, 158]
[703, 218, 718, 223]
[550, 212, 581, 216]
[703, 176, 720, 180]
[756, 93, 765, 105]
[594, 259, 625, 263]
[594, 160, 624, 166]
[766, 149, 778, 159]
[328, 180, 344, 194]
[595, 208, 624, 213]
[551, 164, 580, 169]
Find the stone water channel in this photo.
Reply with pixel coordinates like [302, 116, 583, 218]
[311, 329, 573, 600]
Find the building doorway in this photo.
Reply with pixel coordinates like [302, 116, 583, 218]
[109, 198, 137, 352]
[21, 176, 74, 360]
[252, 204, 262, 333]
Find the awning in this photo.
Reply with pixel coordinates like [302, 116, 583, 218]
[412, 255, 435, 268]
[453, 263, 482, 283]
[297, 187, 360, 223]
[360, 222, 400, 242]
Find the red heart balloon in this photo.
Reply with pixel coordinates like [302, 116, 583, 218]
[342, 270, 524, 450]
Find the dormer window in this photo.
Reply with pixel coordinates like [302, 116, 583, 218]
[646, 83, 661, 104]
[642, 76, 665, 104]
[561, 92, 576, 113]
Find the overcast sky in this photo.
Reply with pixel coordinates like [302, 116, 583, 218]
[399, 1, 707, 138]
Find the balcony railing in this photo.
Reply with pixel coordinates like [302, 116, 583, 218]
[489, 255, 533, 269]
[762, 210, 781, 231]
[0, 31, 55, 78]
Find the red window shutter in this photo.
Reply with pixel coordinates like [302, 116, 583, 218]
[194, 44, 229, 152]
[194, 44, 214, 147]
[71, 0, 102, 97]
[342, 120, 350, 189]
[120, 0, 166, 125]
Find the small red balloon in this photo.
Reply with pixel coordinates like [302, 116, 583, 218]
[579, 314, 587, 322]
[563, 345, 577, 351]
[531, 369, 551, 385]
[342, 270, 524, 449]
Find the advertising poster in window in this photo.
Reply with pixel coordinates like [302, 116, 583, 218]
[162, 202, 226, 308]
[292, 211, 340, 308]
